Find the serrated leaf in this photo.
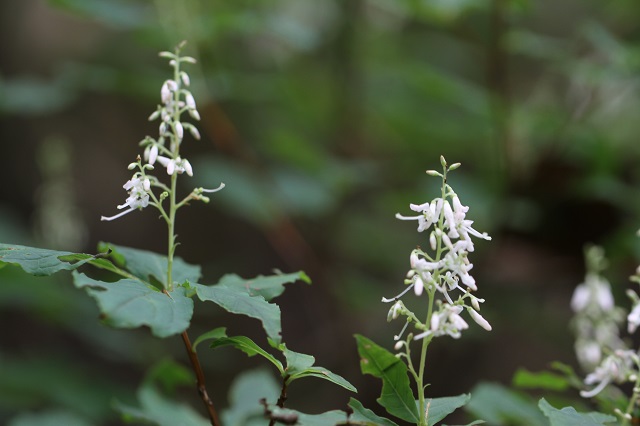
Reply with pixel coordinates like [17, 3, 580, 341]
[72, 272, 193, 338]
[192, 327, 228, 353]
[0, 244, 94, 276]
[99, 242, 201, 287]
[343, 398, 399, 426]
[512, 368, 570, 391]
[538, 398, 616, 426]
[354, 334, 418, 423]
[210, 335, 284, 374]
[216, 271, 311, 301]
[193, 283, 283, 343]
[424, 394, 470, 426]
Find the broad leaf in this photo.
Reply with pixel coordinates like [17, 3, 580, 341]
[354, 334, 418, 423]
[72, 272, 193, 338]
[424, 394, 470, 426]
[0, 244, 94, 276]
[222, 369, 281, 426]
[283, 347, 316, 374]
[209, 334, 284, 374]
[466, 382, 547, 426]
[512, 368, 570, 391]
[343, 398, 399, 426]
[538, 398, 616, 426]
[283, 347, 357, 392]
[193, 283, 283, 343]
[216, 271, 311, 301]
[99, 242, 201, 287]
[115, 384, 210, 426]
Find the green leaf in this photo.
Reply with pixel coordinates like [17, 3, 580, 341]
[72, 272, 193, 338]
[260, 405, 348, 426]
[424, 394, 470, 426]
[290, 366, 357, 393]
[283, 347, 357, 392]
[7, 410, 92, 426]
[216, 271, 311, 301]
[99, 242, 201, 287]
[193, 283, 284, 344]
[115, 384, 210, 426]
[284, 347, 316, 374]
[538, 398, 616, 426]
[192, 327, 228, 353]
[222, 369, 281, 426]
[512, 368, 570, 391]
[466, 382, 547, 426]
[354, 334, 418, 423]
[345, 398, 399, 426]
[209, 334, 284, 374]
[0, 244, 94, 276]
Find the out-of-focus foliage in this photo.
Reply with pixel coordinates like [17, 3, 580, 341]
[3, 0, 640, 424]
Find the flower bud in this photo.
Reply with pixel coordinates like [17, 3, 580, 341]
[426, 170, 442, 177]
[468, 308, 492, 331]
[127, 162, 137, 170]
[186, 93, 196, 109]
[189, 126, 201, 140]
[394, 341, 403, 351]
[448, 162, 461, 171]
[189, 109, 201, 121]
[175, 122, 184, 140]
[440, 155, 447, 167]
[148, 110, 161, 121]
[180, 71, 191, 87]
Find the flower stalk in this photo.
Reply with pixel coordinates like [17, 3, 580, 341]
[386, 156, 492, 425]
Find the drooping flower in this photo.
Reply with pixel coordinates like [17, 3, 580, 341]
[580, 349, 637, 398]
[415, 304, 469, 340]
[156, 155, 193, 176]
[101, 175, 151, 221]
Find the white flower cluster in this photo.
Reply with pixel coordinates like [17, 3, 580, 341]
[573, 246, 640, 402]
[571, 247, 625, 371]
[385, 156, 492, 345]
[101, 43, 223, 222]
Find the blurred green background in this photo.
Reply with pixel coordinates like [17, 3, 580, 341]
[2, 0, 640, 424]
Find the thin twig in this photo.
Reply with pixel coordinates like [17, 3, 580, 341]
[181, 330, 220, 426]
[268, 377, 289, 426]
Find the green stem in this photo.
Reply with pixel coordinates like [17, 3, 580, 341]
[621, 371, 640, 425]
[166, 172, 177, 291]
[417, 162, 449, 425]
[417, 291, 436, 425]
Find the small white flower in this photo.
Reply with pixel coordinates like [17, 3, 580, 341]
[415, 305, 468, 340]
[581, 350, 636, 398]
[157, 155, 193, 176]
[628, 302, 640, 334]
[101, 176, 151, 221]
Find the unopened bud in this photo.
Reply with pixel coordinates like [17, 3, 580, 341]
[448, 162, 461, 171]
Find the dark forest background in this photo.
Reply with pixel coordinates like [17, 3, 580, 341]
[2, 0, 640, 424]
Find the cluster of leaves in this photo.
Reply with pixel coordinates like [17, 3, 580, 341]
[0, 243, 367, 425]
